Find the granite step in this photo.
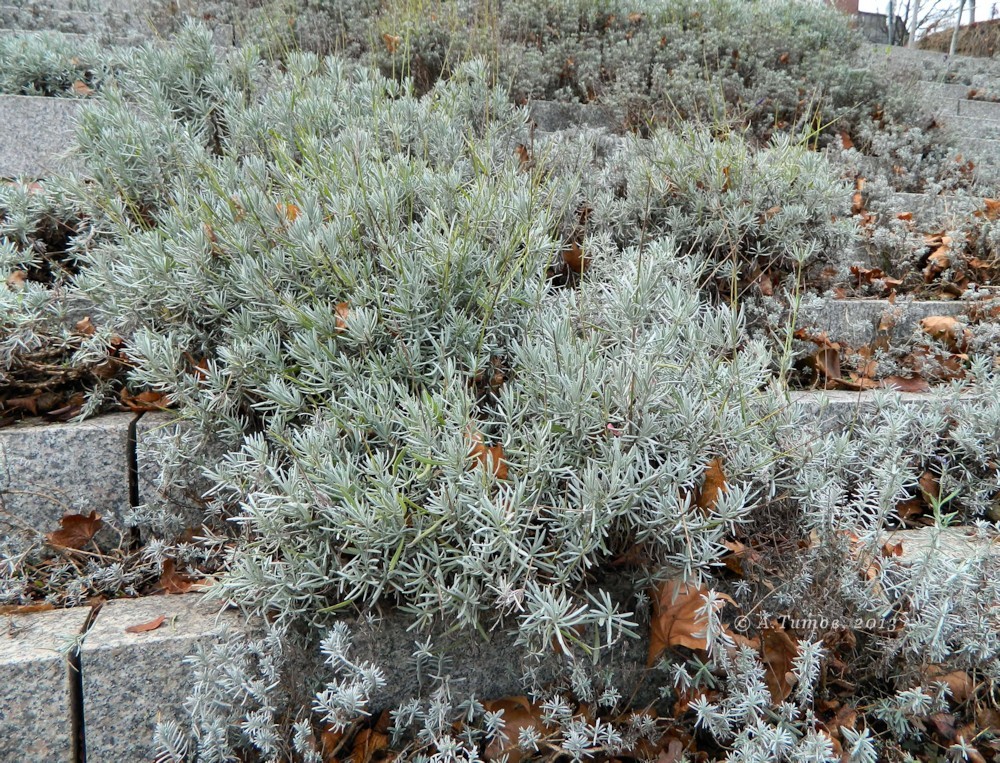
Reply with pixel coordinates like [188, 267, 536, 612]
[919, 81, 975, 101]
[0, 594, 239, 762]
[0, 25, 107, 44]
[937, 112, 1000, 141]
[0, 410, 204, 552]
[0, 4, 127, 38]
[78, 594, 240, 762]
[882, 191, 989, 223]
[794, 297, 976, 349]
[2, 531, 997, 759]
[0, 1, 233, 44]
[0, 94, 83, 178]
[958, 137, 1000, 167]
[0, 412, 135, 554]
[864, 43, 1000, 80]
[0, 604, 91, 761]
[957, 97, 1000, 122]
[788, 387, 958, 434]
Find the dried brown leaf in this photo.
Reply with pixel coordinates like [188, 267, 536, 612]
[482, 697, 549, 762]
[381, 33, 401, 53]
[562, 239, 589, 274]
[350, 728, 390, 763]
[70, 80, 94, 97]
[158, 559, 195, 594]
[695, 459, 727, 514]
[879, 375, 930, 393]
[125, 614, 166, 634]
[46, 511, 102, 549]
[0, 602, 55, 615]
[649, 580, 733, 663]
[335, 302, 350, 333]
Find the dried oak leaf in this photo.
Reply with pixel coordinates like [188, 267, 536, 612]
[0, 602, 54, 615]
[350, 728, 390, 763]
[482, 696, 550, 763]
[120, 388, 170, 412]
[895, 497, 925, 523]
[468, 430, 508, 480]
[514, 144, 533, 171]
[927, 665, 975, 704]
[695, 458, 727, 514]
[919, 470, 940, 504]
[74, 316, 96, 336]
[158, 559, 195, 594]
[655, 738, 687, 763]
[4, 394, 40, 416]
[649, 580, 734, 663]
[381, 33, 401, 53]
[721, 539, 755, 576]
[923, 243, 952, 282]
[562, 239, 589, 274]
[879, 375, 931, 393]
[809, 347, 841, 382]
[70, 80, 94, 97]
[757, 623, 800, 703]
[977, 198, 1000, 222]
[125, 614, 166, 634]
[6, 270, 27, 290]
[47, 511, 102, 549]
[335, 302, 350, 333]
[920, 315, 969, 352]
[277, 202, 300, 222]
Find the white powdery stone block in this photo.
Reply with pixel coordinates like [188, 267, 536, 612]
[79, 594, 241, 763]
[0, 605, 90, 762]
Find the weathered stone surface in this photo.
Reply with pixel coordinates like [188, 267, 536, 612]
[0, 26, 96, 44]
[794, 297, 972, 349]
[0, 413, 132, 551]
[0, 94, 83, 178]
[788, 388, 966, 435]
[963, 137, 1000, 167]
[0, 0, 236, 43]
[528, 100, 619, 133]
[957, 97, 1000, 122]
[0, 606, 90, 762]
[0, 4, 121, 36]
[886, 191, 987, 224]
[887, 527, 1000, 563]
[80, 594, 240, 763]
[282, 574, 657, 716]
[939, 112, 1000, 141]
[919, 81, 973, 101]
[864, 43, 1000, 80]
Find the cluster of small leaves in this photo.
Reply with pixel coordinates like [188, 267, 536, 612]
[579, 126, 855, 293]
[4, 12, 1000, 763]
[154, 623, 289, 761]
[74, 41, 794, 647]
[0, 178, 127, 424]
[0, 32, 111, 97]
[242, 0, 912, 146]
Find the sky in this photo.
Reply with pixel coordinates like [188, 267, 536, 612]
[858, 0, 999, 23]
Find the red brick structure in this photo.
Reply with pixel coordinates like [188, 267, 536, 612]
[830, 0, 860, 14]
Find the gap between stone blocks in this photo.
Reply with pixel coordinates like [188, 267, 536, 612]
[63, 410, 145, 762]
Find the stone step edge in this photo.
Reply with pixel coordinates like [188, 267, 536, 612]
[3, 528, 998, 760]
[0, 385, 993, 546]
[792, 296, 996, 349]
